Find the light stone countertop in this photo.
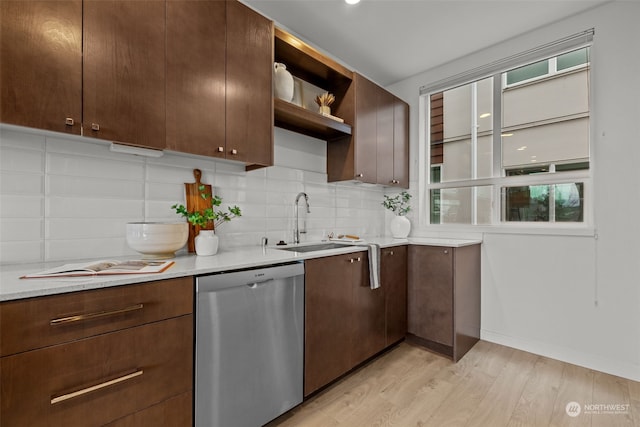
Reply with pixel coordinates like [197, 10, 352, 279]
[0, 237, 481, 302]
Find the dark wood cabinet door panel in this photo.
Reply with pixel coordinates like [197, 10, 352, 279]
[353, 74, 378, 184]
[225, 0, 273, 167]
[453, 244, 481, 361]
[383, 245, 408, 345]
[105, 391, 192, 427]
[1, 315, 193, 427]
[408, 245, 454, 346]
[0, 277, 193, 356]
[0, 0, 82, 134]
[166, 0, 226, 157]
[304, 254, 353, 396]
[351, 252, 386, 366]
[376, 88, 395, 186]
[393, 98, 410, 188]
[83, 0, 165, 149]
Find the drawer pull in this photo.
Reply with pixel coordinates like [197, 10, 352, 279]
[50, 303, 144, 326]
[51, 369, 143, 405]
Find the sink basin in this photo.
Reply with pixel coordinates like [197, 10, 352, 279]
[274, 242, 354, 253]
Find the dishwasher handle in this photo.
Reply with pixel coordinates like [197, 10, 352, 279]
[246, 278, 274, 288]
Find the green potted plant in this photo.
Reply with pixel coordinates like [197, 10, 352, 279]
[382, 191, 412, 238]
[172, 186, 241, 256]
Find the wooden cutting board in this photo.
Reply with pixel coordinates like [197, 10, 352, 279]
[184, 169, 213, 252]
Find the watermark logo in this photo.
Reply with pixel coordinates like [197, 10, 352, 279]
[566, 401, 630, 417]
[566, 401, 581, 417]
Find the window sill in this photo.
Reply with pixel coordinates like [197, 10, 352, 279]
[419, 223, 596, 238]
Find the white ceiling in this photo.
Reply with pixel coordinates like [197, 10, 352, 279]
[243, 0, 609, 86]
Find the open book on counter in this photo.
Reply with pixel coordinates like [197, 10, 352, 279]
[20, 259, 175, 279]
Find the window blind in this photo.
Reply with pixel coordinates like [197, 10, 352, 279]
[419, 28, 594, 95]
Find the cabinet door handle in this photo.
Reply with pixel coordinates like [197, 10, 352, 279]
[348, 258, 354, 263]
[444, 249, 449, 254]
[230, 149, 238, 155]
[355, 173, 363, 178]
[51, 369, 143, 405]
[49, 303, 144, 326]
[217, 146, 224, 153]
[356, 257, 361, 262]
[65, 117, 74, 126]
[390, 250, 394, 256]
[91, 123, 100, 131]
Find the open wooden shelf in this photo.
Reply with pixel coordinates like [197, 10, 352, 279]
[274, 98, 351, 140]
[274, 27, 353, 90]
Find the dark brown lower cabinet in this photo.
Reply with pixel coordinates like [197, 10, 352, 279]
[0, 278, 194, 426]
[105, 392, 192, 427]
[305, 251, 388, 396]
[351, 251, 386, 367]
[382, 245, 408, 346]
[407, 244, 481, 361]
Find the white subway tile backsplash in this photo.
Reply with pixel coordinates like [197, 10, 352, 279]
[1, 241, 43, 264]
[47, 196, 144, 219]
[0, 195, 43, 217]
[1, 218, 43, 241]
[47, 152, 144, 181]
[0, 126, 45, 149]
[0, 172, 44, 195]
[45, 237, 132, 262]
[46, 218, 130, 239]
[0, 128, 385, 264]
[48, 175, 145, 199]
[0, 146, 45, 172]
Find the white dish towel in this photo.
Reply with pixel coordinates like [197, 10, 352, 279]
[368, 243, 381, 290]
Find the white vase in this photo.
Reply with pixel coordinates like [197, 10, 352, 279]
[390, 215, 411, 238]
[195, 230, 219, 256]
[274, 62, 294, 102]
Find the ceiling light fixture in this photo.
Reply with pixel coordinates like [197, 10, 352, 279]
[345, 0, 360, 4]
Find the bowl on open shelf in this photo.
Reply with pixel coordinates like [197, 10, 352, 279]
[126, 222, 188, 259]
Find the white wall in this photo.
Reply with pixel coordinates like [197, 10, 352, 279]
[387, 1, 640, 381]
[0, 125, 385, 264]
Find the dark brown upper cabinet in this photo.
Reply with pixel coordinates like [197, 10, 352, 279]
[166, 0, 226, 158]
[225, 0, 274, 169]
[328, 73, 409, 187]
[0, 0, 82, 135]
[83, 0, 166, 150]
[392, 97, 410, 187]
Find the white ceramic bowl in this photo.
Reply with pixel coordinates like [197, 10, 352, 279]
[126, 222, 188, 259]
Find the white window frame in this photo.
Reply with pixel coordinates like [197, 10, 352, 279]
[418, 29, 595, 235]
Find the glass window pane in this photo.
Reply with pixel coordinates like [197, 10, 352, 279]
[436, 77, 493, 183]
[557, 47, 590, 71]
[503, 185, 549, 222]
[432, 185, 493, 225]
[555, 183, 584, 222]
[506, 59, 549, 85]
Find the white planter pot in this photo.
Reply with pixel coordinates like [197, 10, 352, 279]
[195, 230, 219, 256]
[390, 215, 411, 238]
[274, 62, 294, 102]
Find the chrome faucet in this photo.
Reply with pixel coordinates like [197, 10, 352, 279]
[294, 192, 310, 244]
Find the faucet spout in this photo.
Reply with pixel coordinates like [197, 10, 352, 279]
[294, 192, 310, 244]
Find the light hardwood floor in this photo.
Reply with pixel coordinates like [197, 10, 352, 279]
[268, 341, 640, 427]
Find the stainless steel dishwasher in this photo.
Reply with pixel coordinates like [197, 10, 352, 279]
[195, 262, 304, 427]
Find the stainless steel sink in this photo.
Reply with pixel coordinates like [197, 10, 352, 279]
[274, 242, 353, 253]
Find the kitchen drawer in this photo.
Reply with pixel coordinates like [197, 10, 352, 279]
[105, 391, 192, 427]
[0, 277, 193, 356]
[0, 315, 193, 427]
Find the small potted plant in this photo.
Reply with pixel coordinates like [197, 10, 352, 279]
[172, 186, 241, 256]
[382, 191, 412, 238]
